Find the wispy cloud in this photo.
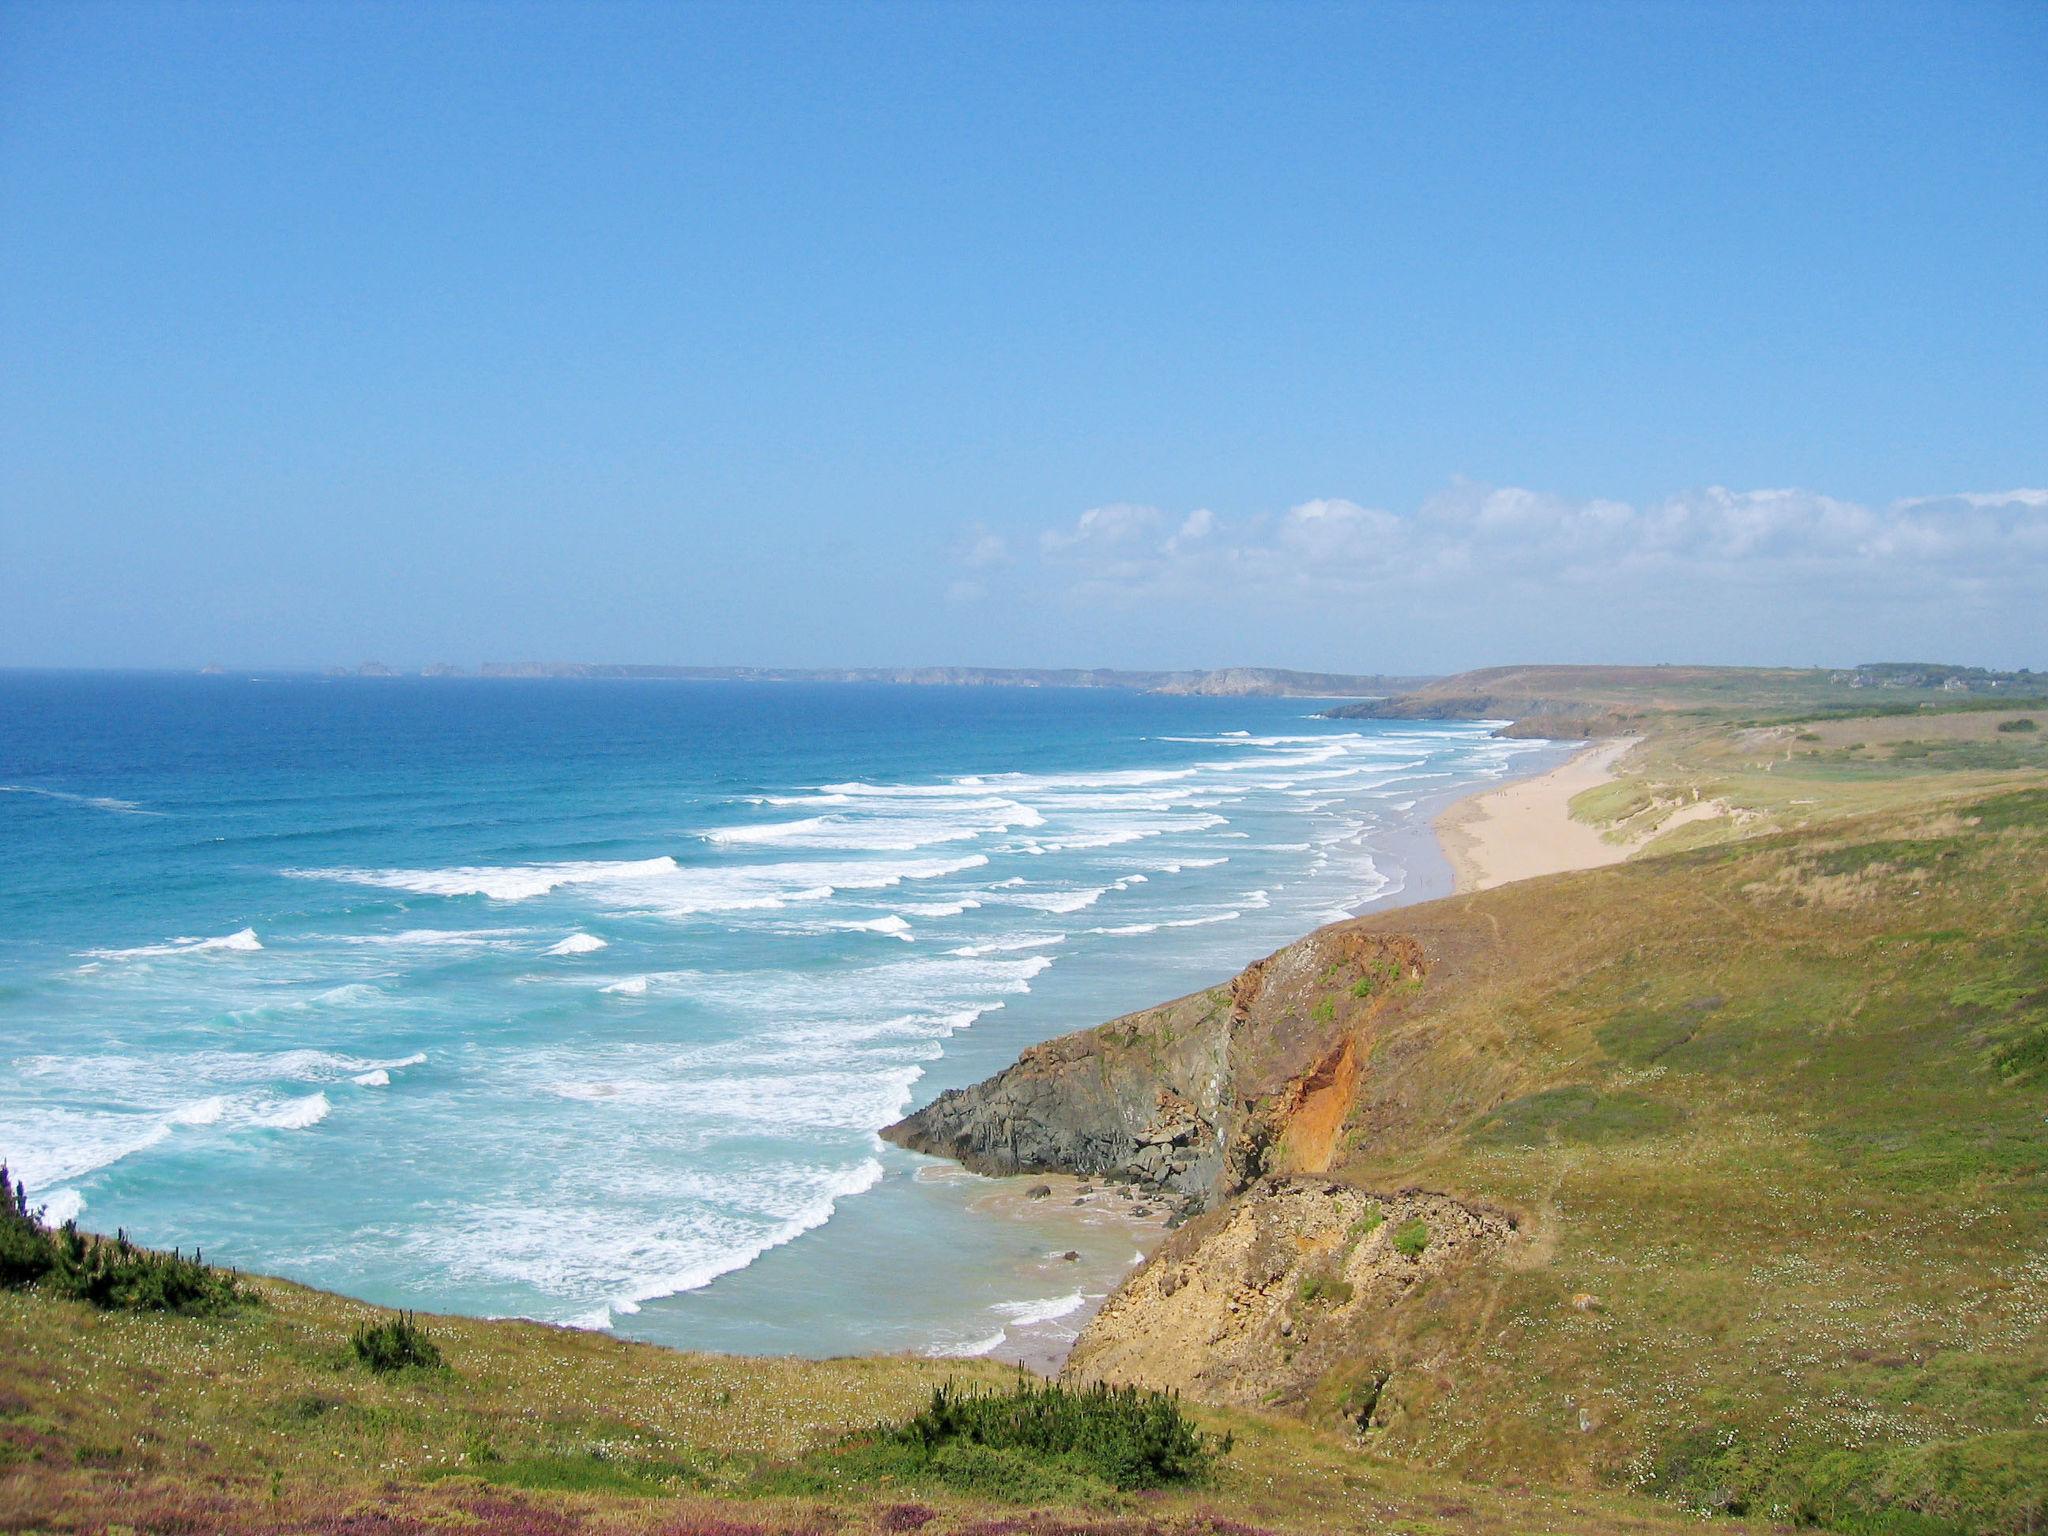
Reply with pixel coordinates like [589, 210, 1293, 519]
[954, 482, 2046, 668]
[1016, 483, 2048, 604]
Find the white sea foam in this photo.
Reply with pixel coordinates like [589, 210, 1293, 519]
[946, 934, 1065, 957]
[992, 1290, 1086, 1326]
[37, 1189, 85, 1225]
[0, 1109, 174, 1188]
[330, 928, 530, 948]
[289, 856, 680, 902]
[831, 914, 914, 941]
[1092, 911, 1240, 936]
[986, 886, 1108, 914]
[706, 799, 1043, 852]
[599, 970, 703, 997]
[353, 1069, 391, 1087]
[167, 1095, 229, 1126]
[312, 983, 383, 1006]
[895, 899, 981, 917]
[927, 1329, 1007, 1357]
[704, 814, 834, 844]
[548, 932, 608, 956]
[254, 1092, 330, 1130]
[86, 927, 263, 960]
[407, 1156, 888, 1328]
[291, 852, 990, 918]
[1, 784, 161, 815]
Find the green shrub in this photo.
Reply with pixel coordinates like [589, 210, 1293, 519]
[1351, 957, 1406, 1000]
[351, 1312, 445, 1373]
[1392, 1219, 1430, 1258]
[1348, 1202, 1384, 1239]
[1995, 717, 2038, 733]
[872, 1377, 1223, 1490]
[0, 1167, 55, 1288]
[1297, 1267, 1353, 1306]
[0, 1165, 245, 1313]
[1311, 996, 1336, 1024]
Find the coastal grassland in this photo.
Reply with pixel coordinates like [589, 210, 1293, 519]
[1303, 786, 2048, 1531]
[1330, 663, 2044, 736]
[1565, 706, 2048, 861]
[0, 1253, 1725, 1534]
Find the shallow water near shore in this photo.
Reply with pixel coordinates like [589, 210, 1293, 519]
[0, 673, 1550, 1357]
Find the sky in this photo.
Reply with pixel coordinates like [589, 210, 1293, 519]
[1, 2, 2043, 674]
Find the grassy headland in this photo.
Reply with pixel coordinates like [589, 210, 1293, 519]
[5, 666, 2045, 1534]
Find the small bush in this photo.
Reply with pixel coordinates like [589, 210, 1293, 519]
[1310, 996, 1336, 1024]
[1995, 716, 2038, 733]
[1348, 1202, 1384, 1240]
[0, 1169, 55, 1288]
[872, 1377, 1224, 1491]
[1392, 1219, 1430, 1258]
[1297, 1267, 1353, 1306]
[0, 1165, 245, 1313]
[351, 1312, 445, 1373]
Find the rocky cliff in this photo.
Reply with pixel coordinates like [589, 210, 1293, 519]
[881, 926, 1428, 1209]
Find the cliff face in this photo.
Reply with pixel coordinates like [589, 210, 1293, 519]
[881, 927, 1427, 1206]
[1063, 1178, 1514, 1411]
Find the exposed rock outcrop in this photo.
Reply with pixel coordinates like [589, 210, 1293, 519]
[1062, 1177, 1514, 1409]
[881, 927, 1426, 1202]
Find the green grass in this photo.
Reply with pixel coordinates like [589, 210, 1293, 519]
[1297, 783, 2048, 1533]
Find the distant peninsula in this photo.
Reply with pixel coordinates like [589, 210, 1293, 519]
[316, 662, 1437, 698]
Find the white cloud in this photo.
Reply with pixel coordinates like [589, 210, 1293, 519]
[1040, 503, 1166, 555]
[937, 482, 2045, 669]
[960, 530, 1011, 569]
[982, 482, 2047, 618]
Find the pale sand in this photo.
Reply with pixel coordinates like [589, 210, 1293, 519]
[1435, 737, 1641, 893]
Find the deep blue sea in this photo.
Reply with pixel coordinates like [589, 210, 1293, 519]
[0, 673, 1549, 1359]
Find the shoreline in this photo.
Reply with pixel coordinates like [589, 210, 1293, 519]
[1433, 736, 1638, 893]
[922, 746, 1566, 1373]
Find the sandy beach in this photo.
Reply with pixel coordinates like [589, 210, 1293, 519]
[1434, 737, 1639, 893]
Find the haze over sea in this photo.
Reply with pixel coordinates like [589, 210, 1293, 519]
[0, 674, 1547, 1358]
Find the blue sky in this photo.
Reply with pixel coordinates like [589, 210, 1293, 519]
[2, 2, 2043, 672]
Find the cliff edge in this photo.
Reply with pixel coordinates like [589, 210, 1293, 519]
[881, 927, 1427, 1210]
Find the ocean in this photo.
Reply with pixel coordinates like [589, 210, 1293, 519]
[0, 672, 1551, 1360]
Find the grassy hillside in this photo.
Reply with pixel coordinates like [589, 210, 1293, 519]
[1067, 782, 2048, 1533]
[1571, 705, 2048, 860]
[0, 1252, 1724, 1534]
[1326, 663, 2045, 736]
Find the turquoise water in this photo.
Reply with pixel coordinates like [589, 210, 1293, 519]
[0, 673, 1547, 1356]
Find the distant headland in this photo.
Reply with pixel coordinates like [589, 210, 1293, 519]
[309, 662, 1439, 698]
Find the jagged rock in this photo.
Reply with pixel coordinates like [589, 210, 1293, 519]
[1025, 1184, 1051, 1200]
[881, 927, 1427, 1202]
